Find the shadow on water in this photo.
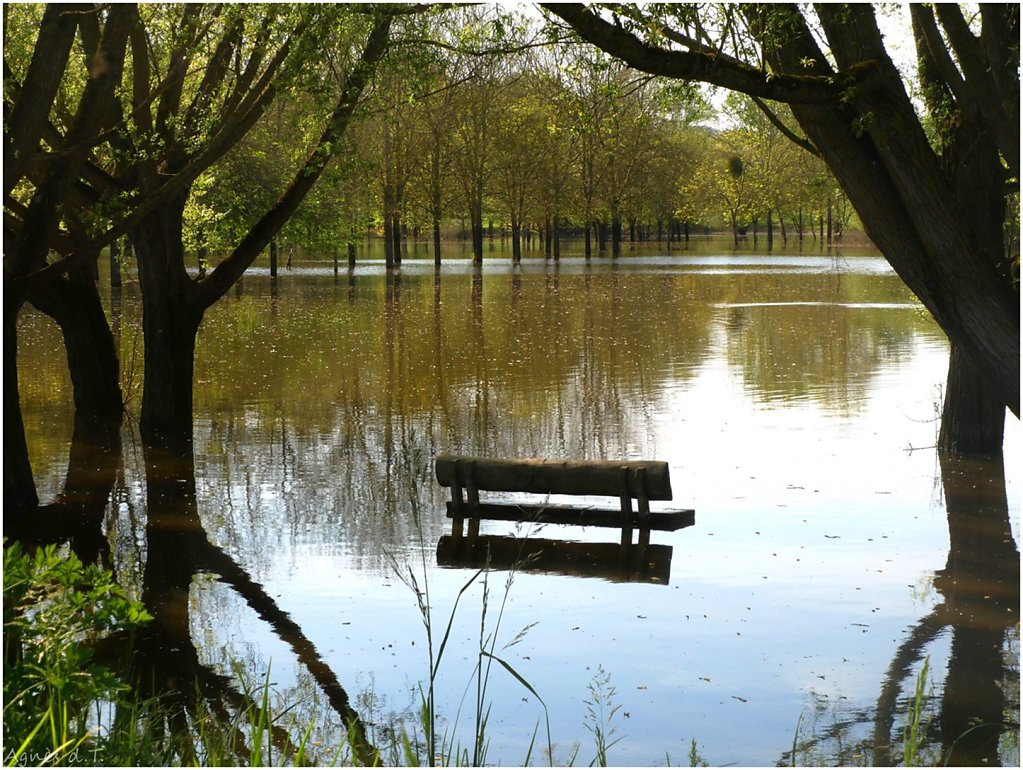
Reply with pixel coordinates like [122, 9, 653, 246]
[6, 424, 377, 765]
[785, 453, 1019, 766]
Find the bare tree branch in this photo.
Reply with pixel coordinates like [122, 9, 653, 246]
[540, 3, 841, 104]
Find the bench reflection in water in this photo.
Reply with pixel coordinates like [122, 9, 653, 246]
[437, 533, 675, 584]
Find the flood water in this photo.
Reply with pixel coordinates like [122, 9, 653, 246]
[15, 237, 1020, 766]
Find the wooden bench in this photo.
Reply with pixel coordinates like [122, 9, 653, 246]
[435, 454, 695, 547]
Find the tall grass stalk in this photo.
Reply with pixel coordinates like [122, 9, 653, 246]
[790, 712, 803, 767]
[391, 433, 552, 766]
[583, 664, 623, 767]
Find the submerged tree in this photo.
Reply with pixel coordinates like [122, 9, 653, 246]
[543, 3, 1019, 455]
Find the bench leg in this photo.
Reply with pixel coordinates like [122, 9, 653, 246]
[451, 479, 465, 540]
[618, 466, 634, 547]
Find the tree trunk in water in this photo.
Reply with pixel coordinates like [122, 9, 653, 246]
[553, 213, 561, 260]
[584, 222, 592, 259]
[28, 267, 123, 419]
[3, 298, 38, 513]
[471, 206, 483, 264]
[110, 238, 122, 288]
[383, 215, 394, 270]
[939, 345, 1005, 456]
[391, 215, 402, 267]
[511, 215, 522, 263]
[132, 202, 203, 451]
[433, 215, 442, 267]
[4, 267, 120, 519]
[269, 238, 278, 278]
[767, 209, 774, 251]
[611, 214, 622, 258]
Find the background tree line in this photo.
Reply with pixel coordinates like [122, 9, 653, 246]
[186, 7, 857, 268]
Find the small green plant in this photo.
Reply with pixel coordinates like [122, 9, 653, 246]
[687, 737, 709, 767]
[902, 656, 931, 767]
[3, 540, 152, 766]
[583, 664, 623, 767]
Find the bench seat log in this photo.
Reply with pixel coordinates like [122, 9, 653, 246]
[444, 501, 695, 531]
[436, 454, 695, 546]
[435, 454, 673, 500]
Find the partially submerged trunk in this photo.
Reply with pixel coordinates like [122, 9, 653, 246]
[132, 199, 204, 451]
[28, 266, 123, 419]
[939, 345, 1006, 456]
[3, 297, 38, 513]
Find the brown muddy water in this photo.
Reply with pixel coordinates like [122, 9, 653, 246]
[15, 237, 1019, 765]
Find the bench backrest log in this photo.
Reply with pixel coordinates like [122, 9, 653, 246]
[434, 454, 673, 501]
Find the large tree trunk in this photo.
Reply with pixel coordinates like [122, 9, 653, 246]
[132, 200, 204, 451]
[939, 345, 1006, 455]
[28, 267, 123, 419]
[3, 297, 38, 513]
[5, 266, 123, 517]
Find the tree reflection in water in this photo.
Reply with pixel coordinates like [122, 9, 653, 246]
[786, 453, 1019, 766]
[6, 426, 377, 765]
